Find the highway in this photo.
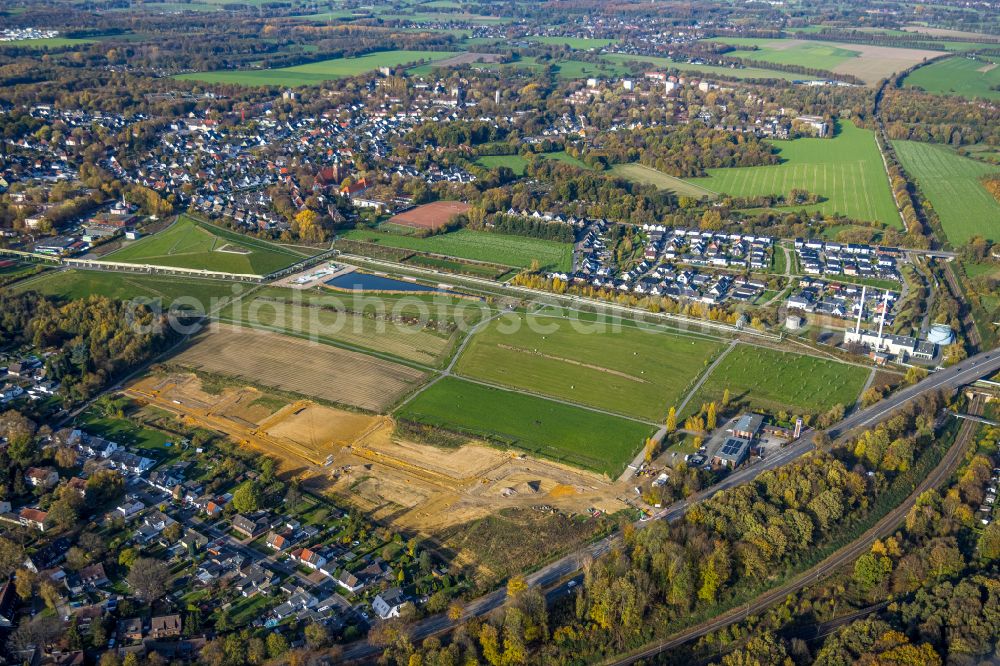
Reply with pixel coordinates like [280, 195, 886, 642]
[340, 347, 1000, 663]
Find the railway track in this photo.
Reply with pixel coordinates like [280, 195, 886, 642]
[601, 394, 984, 665]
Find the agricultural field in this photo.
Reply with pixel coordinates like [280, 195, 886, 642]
[609, 163, 718, 199]
[171, 325, 427, 412]
[106, 214, 308, 275]
[705, 37, 941, 84]
[177, 50, 457, 86]
[528, 36, 617, 49]
[704, 37, 862, 70]
[892, 140, 1000, 244]
[453, 313, 724, 421]
[903, 56, 1000, 100]
[216, 286, 489, 366]
[396, 377, 653, 477]
[600, 53, 801, 82]
[0, 37, 98, 48]
[684, 344, 870, 416]
[13, 269, 239, 308]
[688, 121, 901, 226]
[341, 228, 573, 271]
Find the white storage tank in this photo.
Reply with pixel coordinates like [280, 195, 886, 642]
[926, 324, 955, 345]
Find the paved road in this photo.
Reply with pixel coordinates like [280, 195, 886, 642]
[340, 348, 1000, 663]
[603, 394, 984, 665]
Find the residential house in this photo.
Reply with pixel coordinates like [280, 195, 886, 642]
[19, 507, 49, 532]
[79, 562, 109, 589]
[231, 514, 268, 539]
[117, 617, 144, 643]
[25, 467, 58, 488]
[149, 614, 182, 639]
[336, 571, 364, 594]
[372, 587, 407, 620]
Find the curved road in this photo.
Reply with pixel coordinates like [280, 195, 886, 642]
[341, 348, 1000, 663]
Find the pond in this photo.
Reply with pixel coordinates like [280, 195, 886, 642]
[325, 271, 441, 292]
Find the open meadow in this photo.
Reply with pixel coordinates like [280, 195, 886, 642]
[903, 56, 1000, 101]
[687, 121, 901, 226]
[683, 344, 870, 416]
[396, 377, 653, 477]
[600, 53, 801, 81]
[341, 228, 573, 271]
[609, 163, 718, 198]
[528, 36, 617, 49]
[172, 325, 427, 412]
[705, 37, 862, 70]
[216, 286, 489, 366]
[892, 140, 1000, 245]
[12, 269, 239, 308]
[476, 151, 590, 175]
[106, 214, 307, 275]
[178, 50, 457, 86]
[453, 312, 723, 421]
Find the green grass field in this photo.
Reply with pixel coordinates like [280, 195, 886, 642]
[453, 313, 723, 421]
[609, 163, 718, 198]
[476, 151, 590, 175]
[687, 121, 901, 226]
[476, 154, 530, 175]
[13, 269, 240, 308]
[442, 55, 630, 79]
[0, 37, 97, 48]
[396, 377, 653, 477]
[106, 214, 308, 275]
[217, 286, 488, 366]
[685, 345, 870, 416]
[704, 37, 861, 70]
[893, 140, 1000, 244]
[600, 53, 802, 82]
[903, 56, 1000, 100]
[529, 36, 617, 49]
[177, 50, 457, 86]
[341, 228, 573, 271]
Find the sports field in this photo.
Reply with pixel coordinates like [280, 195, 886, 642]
[177, 50, 457, 86]
[396, 377, 653, 477]
[609, 163, 718, 198]
[903, 56, 1000, 100]
[684, 344, 870, 416]
[13, 269, 239, 308]
[892, 140, 1000, 244]
[687, 121, 901, 226]
[453, 313, 724, 421]
[106, 215, 308, 275]
[341, 228, 573, 271]
[217, 286, 489, 367]
[600, 53, 801, 82]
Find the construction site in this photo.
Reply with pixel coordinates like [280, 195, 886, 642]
[125, 372, 629, 537]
